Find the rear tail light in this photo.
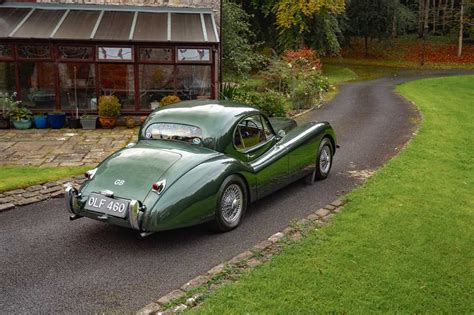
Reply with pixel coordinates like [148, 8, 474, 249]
[152, 179, 166, 194]
[85, 168, 97, 180]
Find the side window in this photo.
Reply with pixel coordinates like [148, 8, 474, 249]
[234, 115, 269, 151]
[261, 116, 275, 139]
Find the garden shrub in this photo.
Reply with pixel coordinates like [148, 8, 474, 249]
[98, 95, 121, 117]
[233, 90, 287, 117]
[219, 83, 240, 100]
[293, 72, 330, 109]
[282, 48, 322, 71]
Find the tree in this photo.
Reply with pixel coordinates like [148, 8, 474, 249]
[221, 0, 261, 77]
[273, 0, 345, 32]
[347, 0, 392, 56]
[236, 0, 346, 55]
[272, 0, 346, 55]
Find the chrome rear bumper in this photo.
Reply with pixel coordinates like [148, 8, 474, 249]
[65, 185, 146, 231]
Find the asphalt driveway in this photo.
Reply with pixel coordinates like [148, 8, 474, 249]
[1, 70, 471, 313]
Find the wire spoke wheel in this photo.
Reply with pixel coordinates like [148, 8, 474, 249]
[220, 184, 243, 225]
[319, 145, 332, 175]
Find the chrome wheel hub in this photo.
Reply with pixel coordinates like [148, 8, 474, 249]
[221, 184, 243, 225]
[319, 145, 331, 174]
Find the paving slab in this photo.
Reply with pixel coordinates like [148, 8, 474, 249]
[0, 127, 138, 167]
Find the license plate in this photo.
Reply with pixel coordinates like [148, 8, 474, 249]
[84, 193, 129, 218]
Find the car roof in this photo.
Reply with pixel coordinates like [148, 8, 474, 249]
[142, 100, 261, 151]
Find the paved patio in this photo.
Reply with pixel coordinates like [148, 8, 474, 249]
[0, 128, 138, 167]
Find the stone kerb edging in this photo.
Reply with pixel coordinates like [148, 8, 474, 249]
[0, 177, 86, 212]
[136, 199, 346, 315]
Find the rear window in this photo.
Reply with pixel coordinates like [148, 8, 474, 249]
[144, 123, 203, 144]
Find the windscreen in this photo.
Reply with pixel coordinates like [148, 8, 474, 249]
[144, 123, 203, 145]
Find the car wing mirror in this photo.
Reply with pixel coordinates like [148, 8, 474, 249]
[276, 129, 286, 140]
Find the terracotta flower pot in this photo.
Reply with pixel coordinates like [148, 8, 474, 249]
[124, 116, 136, 128]
[99, 116, 117, 129]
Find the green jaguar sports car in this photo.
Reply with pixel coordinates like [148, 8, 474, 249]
[65, 100, 337, 236]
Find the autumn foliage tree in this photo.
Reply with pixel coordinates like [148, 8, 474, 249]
[272, 0, 346, 55]
[273, 0, 346, 32]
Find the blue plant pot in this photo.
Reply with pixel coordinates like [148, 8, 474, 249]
[47, 113, 66, 129]
[34, 115, 48, 129]
[13, 119, 32, 129]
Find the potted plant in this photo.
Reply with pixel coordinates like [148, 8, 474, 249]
[9, 103, 33, 129]
[68, 115, 81, 129]
[124, 116, 136, 128]
[47, 112, 66, 129]
[98, 95, 121, 128]
[0, 92, 20, 129]
[33, 113, 48, 129]
[67, 97, 81, 128]
[80, 114, 98, 130]
[159, 95, 181, 107]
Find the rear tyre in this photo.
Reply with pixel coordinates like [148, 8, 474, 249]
[305, 137, 333, 184]
[213, 175, 247, 232]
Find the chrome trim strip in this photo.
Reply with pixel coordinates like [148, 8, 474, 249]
[90, 10, 104, 39]
[8, 8, 35, 37]
[200, 13, 208, 42]
[129, 11, 138, 41]
[50, 9, 70, 38]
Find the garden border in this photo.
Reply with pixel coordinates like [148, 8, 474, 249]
[136, 199, 345, 315]
[0, 176, 85, 212]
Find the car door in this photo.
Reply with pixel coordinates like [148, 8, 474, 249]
[234, 114, 289, 199]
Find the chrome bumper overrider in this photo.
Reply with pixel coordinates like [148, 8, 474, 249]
[64, 185, 145, 231]
[129, 200, 145, 231]
[65, 185, 80, 217]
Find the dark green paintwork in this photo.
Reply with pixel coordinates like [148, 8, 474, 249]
[73, 101, 337, 232]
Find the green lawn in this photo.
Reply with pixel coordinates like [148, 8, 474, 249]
[192, 76, 474, 313]
[323, 64, 406, 83]
[322, 64, 358, 84]
[323, 56, 474, 70]
[0, 166, 91, 193]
